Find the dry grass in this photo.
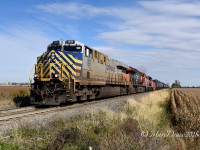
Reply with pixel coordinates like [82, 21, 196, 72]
[0, 86, 30, 108]
[0, 86, 29, 99]
[124, 89, 171, 129]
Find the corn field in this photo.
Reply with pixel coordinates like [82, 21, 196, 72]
[171, 88, 200, 132]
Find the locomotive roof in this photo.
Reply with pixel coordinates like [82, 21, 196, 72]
[48, 40, 108, 55]
[110, 59, 129, 69]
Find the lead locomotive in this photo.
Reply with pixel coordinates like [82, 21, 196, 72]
[30, 40, 168, 105]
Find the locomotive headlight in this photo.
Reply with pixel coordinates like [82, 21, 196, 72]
[34, 74, 39, 78]
[55, 74, 59, 78]
[51, 52, 55, 59]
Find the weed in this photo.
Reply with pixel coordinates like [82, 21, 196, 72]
[12, 89, 30, 107]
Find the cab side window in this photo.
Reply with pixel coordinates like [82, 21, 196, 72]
[85, 48, 89, 57]
[85, 47, 93, 58]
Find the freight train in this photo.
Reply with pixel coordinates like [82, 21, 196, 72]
[30, 40, 168, 105]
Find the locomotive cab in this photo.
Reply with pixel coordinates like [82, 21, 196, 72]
[47, 40, 83, 53]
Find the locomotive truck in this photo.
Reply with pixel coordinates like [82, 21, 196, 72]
[30, 40, 168, 105]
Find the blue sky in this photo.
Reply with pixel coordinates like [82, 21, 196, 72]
[0, 0, 200, 86]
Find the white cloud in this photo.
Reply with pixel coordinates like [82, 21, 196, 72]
[36, 2, 109, 19]
[140, 0, 200, 17]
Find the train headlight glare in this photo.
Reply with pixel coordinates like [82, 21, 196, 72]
[55, 74, 59, 78]
[34, 74, 38, 78]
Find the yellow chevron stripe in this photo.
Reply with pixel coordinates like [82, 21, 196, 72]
[51, 50, 82, 70]
[51, 69, 55, 75]
[53, 59, 67, 78]
[58, 51, 73, 65]
[52, 65, 61, 75]
[43, 68, 50, 78]
[45, 72, 50, 78]
[52, 59, 70, 79]
[62, 66, 69, 79]
[53, 57, 60, 64]
[37, 56, 41, 63]
[57, 52, 76, 76]
[54, 52, 63, 64]
[35, 65, 39, 73]
[37, 64, 42, 74]
[43, 52, 48, 59]
[55, 52, 81, 71]
[37, 52, 48, 64]
[68, 54, 82, 64]
[38, 56, 43, 64]
[37, 50, 80, 80]
[50, 50, 55, 53]
[43, 62, 50, 78]
[48, 56, 69, 79]
[75, 66, 81, 70]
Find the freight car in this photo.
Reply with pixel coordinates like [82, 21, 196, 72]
[30, 40, 168, 105]
[153, 79, 169, 90]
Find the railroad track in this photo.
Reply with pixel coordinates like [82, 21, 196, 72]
[0, 101, 98, 124]
[0, 106, 60, 125]
[0, 91, 154, 125]
[0, 106, 36, 117]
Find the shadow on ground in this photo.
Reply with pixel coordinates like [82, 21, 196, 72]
[13, 96, 31, 107]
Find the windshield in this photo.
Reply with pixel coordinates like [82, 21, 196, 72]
[64, 45, 82, 52]
[47, 46, 62, 52]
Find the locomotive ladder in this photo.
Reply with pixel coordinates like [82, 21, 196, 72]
[64, 77, 76, 102]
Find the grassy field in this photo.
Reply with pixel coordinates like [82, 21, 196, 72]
[0, 86, 30, 108]
[0, 89, 199, 149]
